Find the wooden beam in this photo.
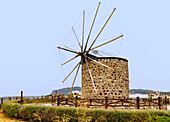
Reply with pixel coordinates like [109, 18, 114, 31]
[85, 55, 115, 71]
[84, 2, 101, 52]
[84, 54, 97, 94]
[69, 63, 80, 94]
[72, 27, 81, 49]
[82, 10, 85, 52]
[89, 35, 123, 51]
[62, 54, 80, 66]
[57, 46, 79, 54]
[88, 8, 116, 52]
[62, 61, 81, 83]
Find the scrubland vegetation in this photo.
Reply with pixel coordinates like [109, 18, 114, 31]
[0, 108, 25, 122]
[2, 100, 170, 122]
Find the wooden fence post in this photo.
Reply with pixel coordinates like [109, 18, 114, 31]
[121, 99, 124, 106]
[57, 96, 60, 106]
[1, 97, 3, 104]
[52, 95, 54, 103]
[66, 98, 68, 104]
[90, 99, 92, 106]
[75, 96, 78, 107]
[165, 96, 167, 110]
[105, 97, 108, 109]
[149, 97, 151, 109]
[158, 97, 161, 110]
[136, 97, 140, 109]
[21, 91, 23, 104]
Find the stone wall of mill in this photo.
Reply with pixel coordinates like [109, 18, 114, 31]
[81, 56, 129, 99]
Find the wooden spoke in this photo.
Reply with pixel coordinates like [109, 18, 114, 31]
[89, 35, 123, 51]
[81, 10, 85, 52]
[85, 55, 115, 71]
[84, 54, 97, 94]
[62, 54, 80, 66]
[69, 63, 81, 94]
[57, 46, 79, 54]
[72, 27, 82, 49]
[88, 8, 116, 52]
[62, 61, 81, 83]
[84, 2, 101, 52]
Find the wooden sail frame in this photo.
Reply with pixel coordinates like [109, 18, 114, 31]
[57, 2, 123, 94]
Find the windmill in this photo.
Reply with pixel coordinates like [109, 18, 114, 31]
[57, 2, 127, 98]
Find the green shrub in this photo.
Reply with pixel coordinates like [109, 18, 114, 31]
[2, 101, 22, 118]
[2, 100, 170, 122]
[146, 115, 170, 122]
[0, 104, 1, 109]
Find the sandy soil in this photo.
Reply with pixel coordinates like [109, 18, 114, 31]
[0, 109, 27, 122]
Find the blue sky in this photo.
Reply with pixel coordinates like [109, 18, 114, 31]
[0, 0, 170, 96]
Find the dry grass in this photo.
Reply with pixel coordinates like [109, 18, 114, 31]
[0, 109, 27, 122]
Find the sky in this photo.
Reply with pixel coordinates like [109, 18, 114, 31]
[0, 0, 170, 96]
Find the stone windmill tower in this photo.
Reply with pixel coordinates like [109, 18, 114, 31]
[58, 2, 129, 99]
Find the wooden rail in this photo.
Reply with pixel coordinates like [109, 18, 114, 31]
[0, 91, 169, 110]
[0, 96, 169, 110]
[53, 96, 169, 110]
[0, 91, 50, 105]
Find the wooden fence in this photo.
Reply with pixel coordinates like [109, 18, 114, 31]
[0, 96, 45, 104]
[0, 91, 169, 110]
[0, 91, 49, 104]
[52, 96, 169, 110]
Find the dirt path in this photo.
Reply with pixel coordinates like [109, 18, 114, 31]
[0, 109, 27, 122]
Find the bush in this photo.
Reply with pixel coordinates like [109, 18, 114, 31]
[0, 104, 1, 109]
[2, 101, 22, 118]
[2, 100, 170, 122]
[18, 105, 77, 121]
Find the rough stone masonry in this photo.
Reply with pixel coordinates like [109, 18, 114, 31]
[81, 54, 129, 99]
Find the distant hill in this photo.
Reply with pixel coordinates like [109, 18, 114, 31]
[51, 86, 81, 96]
[130, 89, 170, 95]
[51, 87, 170, 96]
[129, 89, 155, 94]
